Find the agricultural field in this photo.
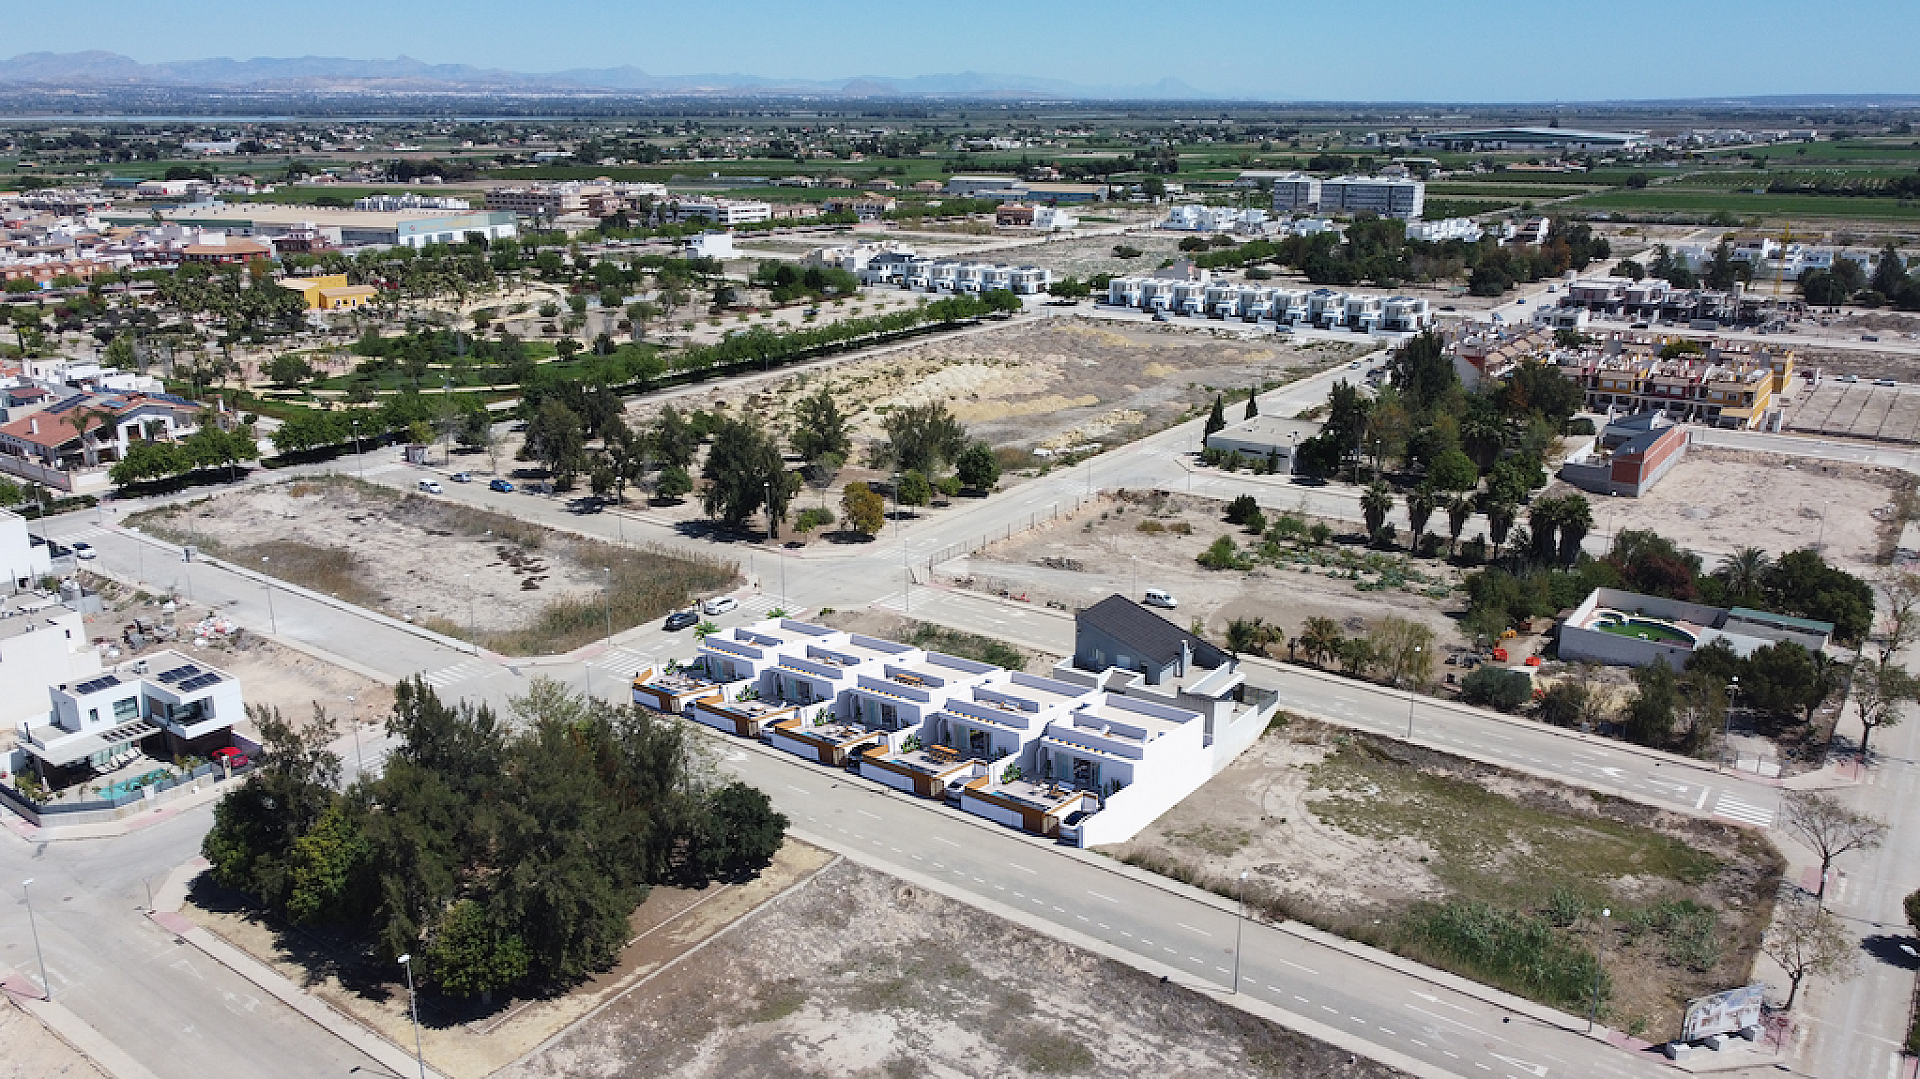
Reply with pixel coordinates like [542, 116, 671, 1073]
[1573, 187, 1920, 222]
[125, 476, 737, 655]
[1107, 717, 1783, 1043]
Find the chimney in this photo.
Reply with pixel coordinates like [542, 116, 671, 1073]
[28, 418, 36, 435]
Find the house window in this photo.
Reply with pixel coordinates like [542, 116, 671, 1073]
[879, 702, 899, 731]
[113, 697, 140, 723]
[1071, 757, 1099, 790]
[968, 729, 988, 757]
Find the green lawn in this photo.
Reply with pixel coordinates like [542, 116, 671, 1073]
[1596, 619, 1693, 644]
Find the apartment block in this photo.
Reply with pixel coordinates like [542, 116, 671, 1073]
[1318, 176, 1425, 220]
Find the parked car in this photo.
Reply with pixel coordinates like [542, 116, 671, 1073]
[1876, 378, 1898, 387]
[664, 610, 700, 631]
[213, 747, 250, 769]
[72, 542, 95, 560]
[417, 479, 444, 494]
[488, 478, 515, 492]
[701, 596, 739, 616]
[1840, 374, 1859, 383]
[1142, 589, 1178, 609]
[449, 472, 472, 483]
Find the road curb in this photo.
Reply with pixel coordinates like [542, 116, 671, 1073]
[0, 969, 161, 1079]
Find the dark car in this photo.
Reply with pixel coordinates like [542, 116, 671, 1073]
[664, 611, 700, 631]
[489, 478, 515, 492]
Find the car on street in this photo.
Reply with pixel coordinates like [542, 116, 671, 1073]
[489, 478, 515, 492]
[1876, 378, 1898, 387]
[72, 542, 95, 559]
[449, 472, 472, 483]
[418, 479, 444, 494]
[1142, 589, 1178, 609]
[701, 596, 739, 616]
[213, 747, 250, 769]
[664, 610, 700, 631]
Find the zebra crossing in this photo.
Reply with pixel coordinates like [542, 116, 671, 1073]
[589, 645, 654, 679]
[1712, 792, 1776, 828]
[735, 593, 785, 615]
[419, 657, 491, 689]
[56, 525, 112, 544]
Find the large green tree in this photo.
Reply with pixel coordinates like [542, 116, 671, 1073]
[702, 415, 796, 534]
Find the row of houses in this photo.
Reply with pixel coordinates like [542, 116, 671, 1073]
[1103, 275, 1434, 331]
[0, 381, 210, 494]
[634, 599, 1277, 847]
[826, 249, 1051, 294]
[1558, 279, 1804, 327]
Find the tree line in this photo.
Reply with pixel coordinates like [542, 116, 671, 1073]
[203, 679, 787, 997]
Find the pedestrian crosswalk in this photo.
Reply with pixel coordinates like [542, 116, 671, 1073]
[57, 525, 112, 543]
[590, 645, 654, 679]
[736, 593, 785, 614]
[419, 657, 490, 689]
[358, 460, 406, 478]
[1712, 793, 1776, 828]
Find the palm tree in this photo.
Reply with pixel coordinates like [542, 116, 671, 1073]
[1405, 485, 1439, 547]
[1299, 617, 1343, 667]
[69, 405, 114, 469]
[1483, 496, 1518, 556]
[1556, 495, 1594, 567]
[1361, 481, 1394, 536]
[1717, 547, 1772, 601]
[1446, 494, 1475, 556]
[1528, 497, 1562, 566]
[1225, 618, 1263, 660]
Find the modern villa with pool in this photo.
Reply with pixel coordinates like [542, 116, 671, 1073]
[1557, 587, 1833, 669]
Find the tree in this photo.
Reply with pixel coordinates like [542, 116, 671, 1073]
[1744, 641, 1831, 727]
[687, 782, 787, 882]
[427, 898, 530, 997]
[1361, 481, 1393, 536]
[896, 470, 932, 508]
[1461, 666, 1531, 711]
[1203, 395, 1227, 443]
[1870, 241, 1909, 300]
[1704, 240, 1740, 291]
[1764, 548, 1873, 645]
[841, 482, 885, 537]
[701, 416, 791, 533]
[266, 353, 316, 388]
[955, 441, 1000, 492]
[1428, 448, 1479, 493]
[1625, 657, 1680, 749]
[1386, 330, 1457, 413]
[1484, 497, 1518, 555]
[789, 387, 851, 463]
[1555, 495, 1592, 568]
[1872, 570, 1920, 665]
[1298, 617, 1343, 667]
[1368, 616, 1436, 687]
[1780, 790, 1887, 905]
[524, 399, 586, 487]
[202, 703, 342, 912]
[1527, 497, 1561, 566]
[1405, 486, 1438, 547]
[1536, 679, 1592, 728]
[879, 402, 968, 476]
[1716, 547, 1773, 606]
[1445, 494, 1474, 556]
[1243, 390, 1259, 420]
[1764, 899, 1859, 1009]
[652, 405, 697, 471]
[653, 465, 692, 502]
[1850, 658, 1919, 760]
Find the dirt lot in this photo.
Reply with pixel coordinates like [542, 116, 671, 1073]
[950, 490, 1469, 651]
[126, 477, 736, 656]
[1106, 718, 1782, 1043]
[184, 840, 836, 1079]
[1560, 445, 1902, 570]
[626, 315, 1365, 459]
[815, 609, 1062, 675]
[0, 996, 106, 1079]
[500, 857, 1409, 1079]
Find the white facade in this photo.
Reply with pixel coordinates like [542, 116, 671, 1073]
[1161, 205, 1267, 233]
[0, 597, 98, 732]
[1319, 176, 1426, 220]
[18, 650, 244, 776]
[1406, 217, 1483, 243]
[683, 231, 737, 260]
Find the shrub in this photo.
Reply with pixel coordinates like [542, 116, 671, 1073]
[1198, 535, 1243, 570]
[1400, 901, 1604, 1011]
[1225, 494, 1261, 525]
[794, 507, 835, 533]
[1460, 666, 1532, 711]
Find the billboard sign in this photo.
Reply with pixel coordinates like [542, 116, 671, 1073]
[1682, 984, 1766, 1041]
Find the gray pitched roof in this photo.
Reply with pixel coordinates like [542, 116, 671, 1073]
[1078, 595, 1228, 669]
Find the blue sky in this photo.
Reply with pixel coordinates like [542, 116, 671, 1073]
[15, 0, 1920, 100]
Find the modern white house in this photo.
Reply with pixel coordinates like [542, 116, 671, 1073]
[15, 650, 245, 787]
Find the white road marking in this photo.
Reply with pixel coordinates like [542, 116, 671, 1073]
[1176, 922, 1212, 937]
[1280, 959, 1320, 975]
[1088, 891, 1119, 903]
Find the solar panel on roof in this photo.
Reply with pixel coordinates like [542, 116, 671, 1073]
[73, 674, 122, 694]
[157, 664, 200, 683]
[44, 397, 87, 414]
[178, 673, 222, 692]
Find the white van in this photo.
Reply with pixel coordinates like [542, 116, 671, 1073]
[418, 479, 444, 494]
[1142, 589, 1178, 609]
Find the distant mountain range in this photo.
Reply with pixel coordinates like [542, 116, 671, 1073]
[0, 51, 1214, 100]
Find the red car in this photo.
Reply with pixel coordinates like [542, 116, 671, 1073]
[213, 747, 250, 769]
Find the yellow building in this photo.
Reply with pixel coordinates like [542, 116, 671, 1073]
[280, 274, 380, 311]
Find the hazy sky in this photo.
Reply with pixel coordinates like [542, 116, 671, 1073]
[12, 0, 1919, 100]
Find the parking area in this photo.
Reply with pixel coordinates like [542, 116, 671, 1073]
[1786, 378, 1920, 443]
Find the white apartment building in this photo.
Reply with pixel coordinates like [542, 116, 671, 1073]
[1161, 205, 1268, 233]
[1265, 173, 1322, 213]
[353, 193, 472, 212]
[1103, 274, 1430, 331]
[1406, 217, 1483, 243]
[1319, 175, 1426, 220]
[666, 198, 773, 226]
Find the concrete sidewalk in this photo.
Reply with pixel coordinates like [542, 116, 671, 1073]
[1, 967, 160, 1079]
[148, 859, 448, 1079]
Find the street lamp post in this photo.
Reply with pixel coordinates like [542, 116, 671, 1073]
[22, 878, 50, 1001]
[1725, 677, 1739, 770]
[398, 954, 426, 1079]
[345, 694, 364, 778]
[1588, 907, 1611, 1032]
[464, 573, 475, 643]
[350, 417, 364, 481]
[1816, 499, 1833, 551]
[261, 556, 278, 634]
[1405, 645, 1421, 740]
[1231, 869, 1249, 994]
[602, 567, 612, 647]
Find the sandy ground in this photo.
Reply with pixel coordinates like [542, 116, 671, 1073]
[0, 997, 108, 1079]
[951, 491, 1469, 650]
[499, 857, 1409, 1079]
[184, 840, 836, 1079]
[1106, 718, 1780, 1043]
[1568, 446, 1902, 570]
[815, 608, 1063, 674]
[127, 479, 671, 640]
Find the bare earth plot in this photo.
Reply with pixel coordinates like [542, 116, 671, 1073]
[183, 841, 835, 1079]
[1566, 447, 1901, 569]
[500, 858, 1409, 1079]
[0, 996, 108, 1079]
[950, 491, 1467, 648]
[1105, 718, 1782, 1044]
[627, 315, 1366, 459]
[967, 230, 1191, 280]
[126, 477, 736, 655]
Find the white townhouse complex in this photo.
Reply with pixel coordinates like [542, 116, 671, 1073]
[1103, 270, 1432, 332]
[635, 602, 1278, 847]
